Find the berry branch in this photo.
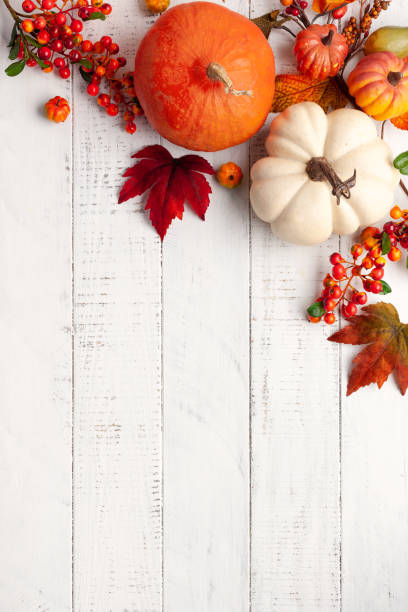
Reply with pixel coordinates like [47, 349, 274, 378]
[2, 0, 144, 133]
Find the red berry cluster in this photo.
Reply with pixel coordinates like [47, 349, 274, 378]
[280, 0, 308, 18]
[6, 0, 143, 133]
[307, 206, 408, 325]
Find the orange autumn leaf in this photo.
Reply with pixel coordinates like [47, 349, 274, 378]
[391, 111, 408, 130]
[312, 0, 355, 13]
[272, 73, 348, 113]
[329, 303, 408, 396]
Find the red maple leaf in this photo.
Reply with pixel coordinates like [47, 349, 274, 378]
[328, 302, 408, 396]
[118, 145, 215, 240]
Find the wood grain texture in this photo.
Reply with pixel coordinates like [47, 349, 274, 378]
[248, 14, 341, 610]
[72, 6, 162, 611]
[0, 12, 72, 610]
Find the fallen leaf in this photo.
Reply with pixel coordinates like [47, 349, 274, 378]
[328, 302, 408, 396]
[272, 73, 348, 113]
[312, 0, 355, 13]
[118, 145, 215, 240]
[391, 111, 408, 131]
[252, 10, 291, 39]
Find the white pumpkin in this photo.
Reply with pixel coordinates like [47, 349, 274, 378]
[250, 101, 399, 245]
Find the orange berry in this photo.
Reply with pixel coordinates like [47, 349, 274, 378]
[403, 209, 408, 219]
[92, 0, 103, 5]
[369, 245, 382, 259]
[390, 205, 402, 219]
[350, 243, 363, 258]
[363, 236, 378, 251]
[144, 0, 169, 12]
[95, 65, 106, 77]
[21, 19, 34, 32]
[216, 162, 243, 189]
[323, 274, 336, 288]
[73, 34, 83, 46]
[281, 0, 293, 5]
[360, 226, 380, 242]
[308, 314, 322, 323]
[375, 256, 386, 267]
[324, 312, 336, 325]
[388, 246, 401, 262]
[362, 256, 374, 269]
[131, 103, 144, 116]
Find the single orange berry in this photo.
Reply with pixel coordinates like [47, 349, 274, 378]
[362, 256, 374, 269]
[76, 0, 88, 6]
[44, 96, 70, 123]
[323, 274, 336, 288]
[42, 60, 53, 73]
[144, 0, 169, 13]
[324, 312, 336, 325]
[92, 0, 103, 5]
[73, 34, 83, 46]
[350, 243, 363, 258]
[375, 256, 386, 267]
[388, 246, 402, 262]
[402, 209, 408, 219]
[308, 314, 322, 323]
[360, 226, 380, 242]
[390, 205, 402, 220]
[21, 19, 34, 32]
[95, 65, 106, 77]
[363, 236, 378, 251]
[216, 162, 243, 189]
[369, 245, 382, 259]
[280, 0, 293, 5]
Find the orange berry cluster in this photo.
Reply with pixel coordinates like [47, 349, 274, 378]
[6, 0, 143, 133]
[342, 0, 391, 47]
[307, 206, 408, 325]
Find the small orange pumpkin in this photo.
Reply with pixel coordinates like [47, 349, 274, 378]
[347, 51, 408, 120]
[44, 96, 70, 123]
[134, 2, 275, 151]
[294, 24, 348, 81]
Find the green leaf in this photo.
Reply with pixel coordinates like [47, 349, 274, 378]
[380, 280, 392, 295]
[25, 35, 42, 48]
[8, 23, 17, 48]
[382, 232, 391, 255]
[79, 66, 93, 83]
[32, 54, 48, 68]
[8, 36, 20, 60]
[5, 59, 26, 77]
[406, 255, 408, 270]
[394, 151, 408, 175]
[307, 300, 325, 318]
[86, 11, 106, 20]
[252, 9, 291, 38]
[79, 58, 93, 70]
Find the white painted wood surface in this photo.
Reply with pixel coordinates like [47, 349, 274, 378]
[1, 0, 408, 610]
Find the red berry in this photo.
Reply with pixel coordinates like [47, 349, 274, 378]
[101, 3, 112, 14]
[78, 7, 90, 19]
[370, 267, 384, 281]
[342, 302, 357, 318]
[106, 103, 119, 116]
[350, 243, 363, 258]
[91, 74, 101, 84]
[100, 35, 112, 48]
[285, 6, 292, 13]
[324, 298, 336, 312]
[87, 83, 99, 96]
[331, 285, 342, 299]
[26, 57, 37, 67]
[290, 6, 300, 15]
[64, 37, 74, 49]
[332, 5, 347, 18]
[38, 46, 51, 60]
[383, 221, 395, 234]
[34, 15, 47, 29]
[97, 93, 110, 107]
[108, 42, 119, 54]
[356, 292, 368, 305]
[324, 312, 336, 325]
[332, 263, 346, 280]
[59, 66, 71, 79]
[69, 49, 81, 62]
[299, 0, 308, 7]
[42, 0, 55, 8]
[389, 234, 397, 246]
[54, 56, 65, 69]
[37, 29, 50, 44]
[363, 279, 372, 292]
[70, 19, 83, 33]
[22, 0, 35, 11]
[51, 38, 63, 52]
[117, 56, 127, 67]
[126, 121, 137, 134]
[400, 235, 408, 249]
[330, 252, 343, 265]
[371, 281, 383, 294]
[54, 12, 66, 26]
[81, 39, 93, 52]
[48, 25, 59, 38]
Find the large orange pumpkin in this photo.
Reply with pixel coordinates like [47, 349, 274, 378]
[134, 1, 275, 151]
[347, 51, 408, 120]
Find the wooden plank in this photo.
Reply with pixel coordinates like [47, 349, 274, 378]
[248, 9, 341, 608]
[0, 16, 72, 611]
[161, 0, 251, 598]
[72, 6, 162, 610]
[341, 12, 408, 602]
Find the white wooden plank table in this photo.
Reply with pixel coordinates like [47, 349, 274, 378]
[0, 0, 407, 610]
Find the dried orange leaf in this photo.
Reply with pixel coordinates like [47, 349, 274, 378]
[312, 0, 355, 13]
[272, 73, 348, 113]
[328, 302, 408, 396]
[391, 111, 408, 131]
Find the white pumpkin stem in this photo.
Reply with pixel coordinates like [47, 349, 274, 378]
[306, 157, 356, 206]
[206, 62, 253, 97]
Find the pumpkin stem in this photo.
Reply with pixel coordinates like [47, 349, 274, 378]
[206, 62, 253, 97]
[306, 157, 356, 206]
[321, 29, 334, 46]
[387, 71, 403, 86]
